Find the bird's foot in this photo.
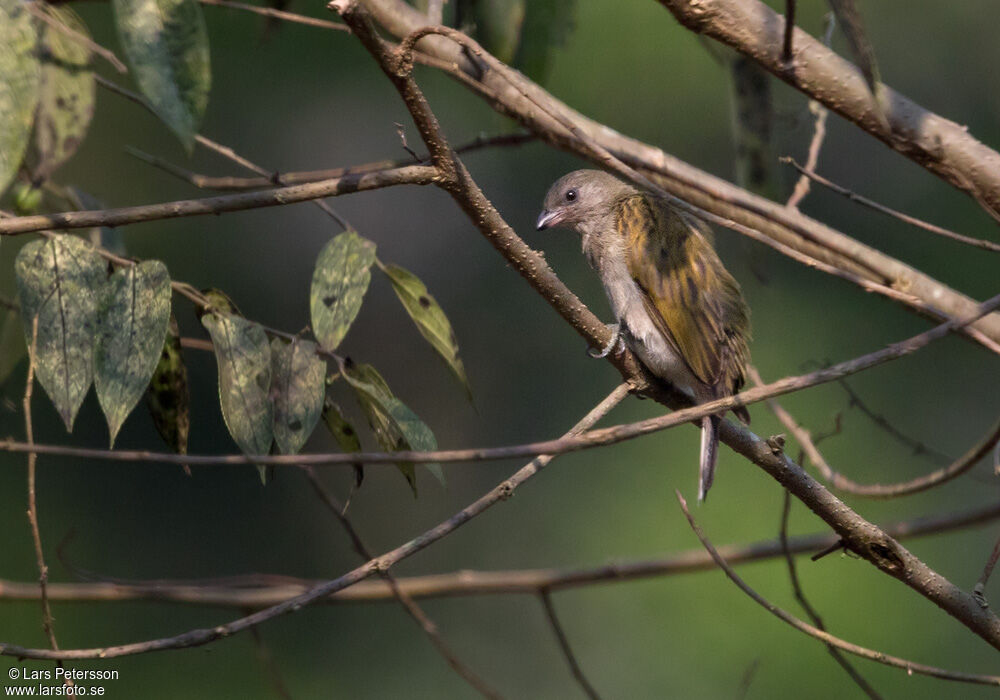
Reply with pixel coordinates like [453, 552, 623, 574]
[589, 323, 623, 358]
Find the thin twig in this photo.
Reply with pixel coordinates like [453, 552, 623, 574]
[3, 294, 998, 470]
[125, 132, 534, 191]
[24, 317, 57, 650]
[194, 134, 352, 230]
[4, 499, 1000, 607]
[0, 384, 630, 660]
[23, 317, 73, 695]
[837, 379, 953, 464]
[783, 158, 1000, 253]
[749, 367, 1000, 499]
[199, 0, 350, 30]
[677, 492, 1000, 687]
[246, 621, 293, 700]
[779, 492, 881, 698]
[735, 658, 761, 700]
[539, 591, 603, 700]
[781, 0, 795, 63]
[301, 465, 504, 700]
[973, 534, 1000, 609]
[26, 1, 128, 73]
[0, 163, 437, 235]
[785, 13, 833, 209]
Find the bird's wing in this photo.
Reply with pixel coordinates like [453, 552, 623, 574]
[618, 195, 750, 396]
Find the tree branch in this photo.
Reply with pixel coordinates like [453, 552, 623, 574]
[0, 165, 437, 235]
[3, 499, 999, 607]
[656, 0, 1000, 222]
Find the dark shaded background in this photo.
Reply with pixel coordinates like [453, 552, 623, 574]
[1, 1, 999, 697]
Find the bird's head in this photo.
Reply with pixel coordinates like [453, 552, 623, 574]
[536, 170, 634, 233]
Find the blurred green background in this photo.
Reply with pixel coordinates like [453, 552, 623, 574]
[2, 0, 999, 697]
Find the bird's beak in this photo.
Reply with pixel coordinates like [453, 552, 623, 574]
[535, 209, 562, 230]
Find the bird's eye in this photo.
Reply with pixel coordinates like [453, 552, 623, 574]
[565, 189, 578, 202]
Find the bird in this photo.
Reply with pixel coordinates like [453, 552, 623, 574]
[536, 169, 751, 501]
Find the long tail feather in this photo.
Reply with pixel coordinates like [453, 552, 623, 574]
[698, 415, 722, 501]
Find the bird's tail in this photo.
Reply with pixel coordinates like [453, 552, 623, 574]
[698, 414, 722, 502]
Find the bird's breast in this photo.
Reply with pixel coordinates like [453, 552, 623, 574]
[592, 245, 700, 400]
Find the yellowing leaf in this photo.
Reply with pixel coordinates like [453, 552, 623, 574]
[344, 363, 443, 495]
[322, 397, 363, 486]
[381, 263, 471, 398]
[310, 232, 376, 351]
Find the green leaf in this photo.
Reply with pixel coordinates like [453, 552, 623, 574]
[270, 337, 325, 455]
[201, 312, 273, 473]
[146, 314, 190, 461]
[94, 260, 171, 445]
[0, 0, 41, 196]
[344, 363, 443, 494]
[380, 263, 471, 398]
[15, 235, 105, 431]
[32, 6, 96, 181]
[310, 232, 376, 351]
[112, 0, 211, 150]
[322, 397, 363, 486]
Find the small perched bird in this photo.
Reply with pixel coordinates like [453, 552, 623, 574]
[537, 170, 751, 500]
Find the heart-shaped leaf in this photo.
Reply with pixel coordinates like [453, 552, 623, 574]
[94, 260, 172, 445]
[15, 235, 105, 430]
[270, 337, 325, 455]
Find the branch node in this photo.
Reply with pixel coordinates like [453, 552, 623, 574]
[766, 434, 786, 455]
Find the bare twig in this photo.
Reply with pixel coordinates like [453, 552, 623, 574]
[539, 591, 604, 700]
[0, 165, 437, 235]
[779, 492, 881, 698]
[24, 318, 58, 650]
[973, 534, 1000, 609]
[781, 0, 795, 64]
[194, 134, 352, 230]
[246, 622, 293, 700]
[125, 132, 535, 191]
[199, 0, 350, 30]
[677, 492, 1000, 686]
[783, 158, 1000, 253]
[301, 465, 504, 700]
[23, 317, 73, 694]
[836, 379, 953, 464]
[4, 499, 1000, 607]
[0, 384, 630, 660]
[785, 13, 834, 209]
